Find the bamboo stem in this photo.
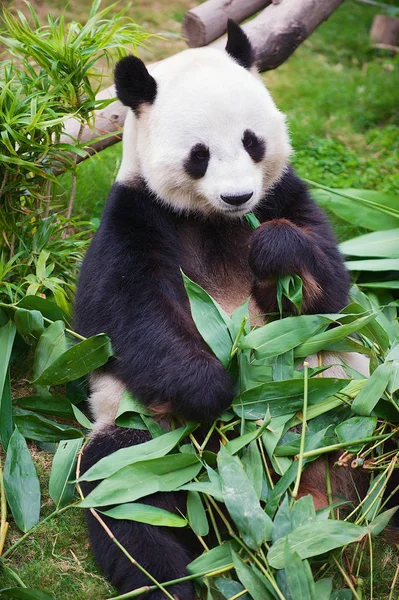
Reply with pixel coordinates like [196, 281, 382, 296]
[292, 362, 309, 498]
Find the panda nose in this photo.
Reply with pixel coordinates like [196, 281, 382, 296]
[221, 192, 253, 206]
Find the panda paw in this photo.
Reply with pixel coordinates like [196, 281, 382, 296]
[248, 218, 313, 281]
[171, 356, 235, 423]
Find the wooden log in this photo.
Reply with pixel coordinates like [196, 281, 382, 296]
[182, 0, 271, 48]
[370, 15, 399, 46]
[211, 0, 346, 71]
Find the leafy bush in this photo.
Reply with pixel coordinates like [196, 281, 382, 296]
[0, 1, 151, 308]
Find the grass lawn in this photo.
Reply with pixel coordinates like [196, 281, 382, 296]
[1, 0, 398, 598]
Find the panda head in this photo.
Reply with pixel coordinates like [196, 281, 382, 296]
[115, 20, 292, 217]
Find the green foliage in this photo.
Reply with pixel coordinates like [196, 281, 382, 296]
[0, 0, 151, 308]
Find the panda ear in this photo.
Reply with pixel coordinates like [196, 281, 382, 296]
[114, 55, 157, 113]
[225, 19, 255, 69]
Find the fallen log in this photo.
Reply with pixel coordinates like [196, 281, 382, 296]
[211, 0, 346, 71]
[182, 0, 271, 48]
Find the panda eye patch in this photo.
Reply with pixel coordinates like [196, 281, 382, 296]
[242, 130, 265, 163]
[184, 143, 210, 179]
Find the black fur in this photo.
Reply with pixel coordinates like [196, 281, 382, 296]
[184, 143, 210, 179]
[243, 129, 266, 163]
[225, 19, 255, 69]
[250, 169, 350, 314]
[80, 427, 196, 599]
[114, 55, 157, 113]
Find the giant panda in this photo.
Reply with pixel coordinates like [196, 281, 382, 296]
[74, 21, 368, 599]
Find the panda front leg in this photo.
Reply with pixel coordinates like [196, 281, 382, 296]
[81, 426, 197, 599]
[248, 217, 350, 315]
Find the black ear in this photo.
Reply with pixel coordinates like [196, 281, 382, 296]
[114, 55, 157, 113]
[225, 19, 255, 69]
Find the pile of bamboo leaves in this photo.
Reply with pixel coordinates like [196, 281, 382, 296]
[0, 268, 398, 599]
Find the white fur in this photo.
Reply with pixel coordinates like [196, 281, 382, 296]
[117, 48, 292, 216]
[88, 373, 126, 431]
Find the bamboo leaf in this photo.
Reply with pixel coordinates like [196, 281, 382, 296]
[3, 428, 41, 532]
[0, 590, 54, 599]
[101, 503, 188, 528]
[284, 541, 316, 600]
[238, 314, 328, 358]
[232, 551, 273, 600]
[217, 444, 272, 549]
[234, 378, 346, 420]
[80, 425, 195, 481]
[182, 271, 233, 367]
[345, 258, 399, 271]
[49, 438, 83, 508]
[80, 454, 201, 508]
[187, 491, 209, 536]
[33, 333, 114, 385]
[351, 361, 393, 416]
[267, 520, 367, 569]
[340, 228, 399, 258]
[33, 320, 67, 381]
[14, 308, 44, 338]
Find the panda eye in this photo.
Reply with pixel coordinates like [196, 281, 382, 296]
[242, 130, 266, 163]
[184, 144, 210, 179]
[243, 134, 254, 149]
[192, 145, 210, 162]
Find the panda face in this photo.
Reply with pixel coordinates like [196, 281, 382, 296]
[116, 39, 291, 218]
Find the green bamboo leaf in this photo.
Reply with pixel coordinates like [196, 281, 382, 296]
[340, 228, 399, 258]
[314, 578, 333, 600]
[238, 314, 328, 358]
[361, 471, 387, 522]
[14, 408, 83, 442]
[187, 542, 235, 574]
[217, 444, 273, 549]
[215, 579, 251, 600]
[0, 590, 54, 599]
[267, 520, 367, 569]
[313, 188, 399, 231]
[241, 441, 263, 500]
[3, 428, 41, 532]
[0, 368, 13, 451]
[345, 258, 399, 271]
[15, 395, 75, 419]
[33, 333, 114, 385]
[14, 308, 44, 338]
[335, 416, 377, 451]
[33, 320, 67, 381]
[0, 320, 16, 399]
[49, 438, 83, 508]
[182, 271, 233, 367]
[80, 454, 201, 508]
[351, 361, 393, 416]
[284, 541, 316, 600]
[295, 312, 377, 357]
[80, 425, 195, 481]
[187, 491, 209, 536]
[234, 378, 346, 420]
[16, 296, 66, 321]
[101, 503, 188, 528]
[368, 506, 399, 536]
[232, 551, 273, 600]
